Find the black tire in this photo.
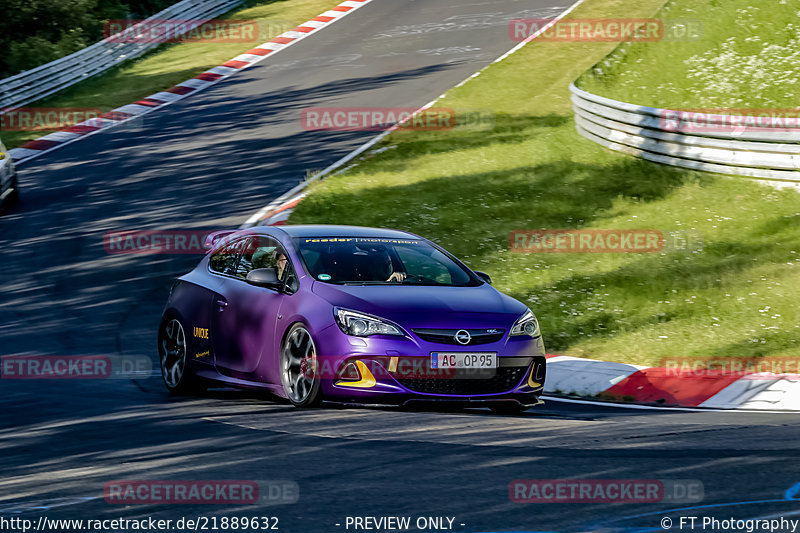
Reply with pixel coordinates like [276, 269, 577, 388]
[159, 316, 206, 395]
[280, 323, 322, 407]
[489, 402, 529, 415]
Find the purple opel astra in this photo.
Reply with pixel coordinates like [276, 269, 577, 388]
[159, 225, 546, 413]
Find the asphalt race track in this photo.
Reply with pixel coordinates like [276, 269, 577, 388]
[2, 0, 800, 531]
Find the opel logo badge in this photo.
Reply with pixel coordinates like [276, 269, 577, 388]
[455, 330, 471, 345]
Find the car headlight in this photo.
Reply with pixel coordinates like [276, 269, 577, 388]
[334, 308, 404, 337]
[510, 309, 540, 338]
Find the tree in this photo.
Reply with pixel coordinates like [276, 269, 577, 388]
[0, 0, 178, 79]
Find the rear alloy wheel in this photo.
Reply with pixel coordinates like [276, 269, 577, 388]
[281, 324, 322, 407]
[159, 317, 205, 395]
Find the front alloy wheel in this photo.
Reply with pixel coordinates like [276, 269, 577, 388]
[281, 324, 322, 407]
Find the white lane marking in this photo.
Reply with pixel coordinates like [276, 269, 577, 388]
[541, 395, 800, 414]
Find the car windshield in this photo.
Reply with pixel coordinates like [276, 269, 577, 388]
[295, 237, 477, 286]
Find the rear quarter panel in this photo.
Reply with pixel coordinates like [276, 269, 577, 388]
[163, 265, 220, 368]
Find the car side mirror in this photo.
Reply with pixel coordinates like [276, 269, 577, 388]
[474, 271, 492, 285]
[246, 268, 282, 290]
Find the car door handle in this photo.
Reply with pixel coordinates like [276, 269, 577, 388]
[215, 299, 228, 311]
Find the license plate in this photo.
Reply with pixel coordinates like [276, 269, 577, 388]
[431, 352, 497, 369]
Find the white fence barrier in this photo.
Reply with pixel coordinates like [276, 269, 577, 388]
[570, 82, 800, 185]
[0, 0, 242, 111]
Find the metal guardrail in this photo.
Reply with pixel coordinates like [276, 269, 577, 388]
[0, 0, 242, 110]
[570, 82, 800, 184]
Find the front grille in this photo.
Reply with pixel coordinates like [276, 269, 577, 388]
[412, 328, 505, 346]
[396, 366, 527, 395]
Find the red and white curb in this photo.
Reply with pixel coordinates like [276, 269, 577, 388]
[545, 355, 800, 411]
[8, 0, 372, 165]
[253, 191, 307, 226]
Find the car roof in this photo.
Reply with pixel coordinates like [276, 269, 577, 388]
[264, 225, 422, 240]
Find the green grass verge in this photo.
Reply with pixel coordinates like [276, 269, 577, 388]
[577, 0, 800, 108]
[2, 0, 338, 150]
[289, 0, 800, 366]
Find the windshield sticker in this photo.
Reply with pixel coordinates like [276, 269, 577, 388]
[303, 237, 419, 245]
[318, 274, 332, 281]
